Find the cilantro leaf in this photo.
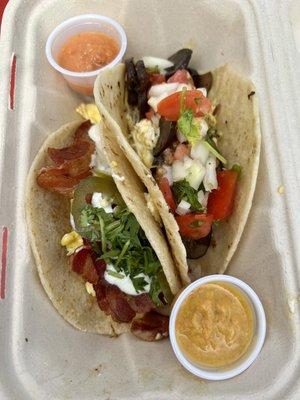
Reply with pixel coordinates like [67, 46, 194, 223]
[132, 276, 148, 292]
[78, 204, 168, 306]
[172, 179, 203, 212]
[177, 109, 201, 145]
[204, 137, 227, 165]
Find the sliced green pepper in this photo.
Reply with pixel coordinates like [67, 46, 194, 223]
[72, 176, 125, 228]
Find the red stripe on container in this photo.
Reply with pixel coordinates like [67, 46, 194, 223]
[0, 0, 10, 35]
[9, 53, 16, 110]
[1, 227, 8, 299]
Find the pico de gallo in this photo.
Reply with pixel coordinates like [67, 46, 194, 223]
[125, 49, 240, 259]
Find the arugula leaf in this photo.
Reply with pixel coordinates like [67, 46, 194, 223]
[172, 179, 203, 212]
[177, 109, 201, 145]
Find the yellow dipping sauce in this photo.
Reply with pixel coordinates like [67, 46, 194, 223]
[175, 282, 254, 368]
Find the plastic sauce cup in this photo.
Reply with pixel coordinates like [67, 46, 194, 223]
[45, 14, 127, 96]
[169, 275, 266, 380]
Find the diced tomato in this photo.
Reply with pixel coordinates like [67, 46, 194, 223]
[173, 143, 190, 160]
[157, 90, 212, 121]
[145, 109, 155, 120]
[158, 177, 176, 212]
[167, 69, 190, 84]
[175, 213, 213, 240]
[149, 73, 166, 85]
[207, 170, 238, 221]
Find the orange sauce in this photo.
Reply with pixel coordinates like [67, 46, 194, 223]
[57, 31, 120, 73]
[176, 282, 254, 368]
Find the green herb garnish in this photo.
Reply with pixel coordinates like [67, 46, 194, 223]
[204, 137, 227, 165]
[78, 204, 169, 306]
[132, 276, 148, 292]
[177, 109, 201, 145]
[172, 179, 203, 212]
[107, 270, 125, 279]
[189, 220, 204, 228]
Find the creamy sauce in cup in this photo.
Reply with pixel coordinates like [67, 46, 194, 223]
[57, 31, 120, 73]
[175, 282, 254, 368]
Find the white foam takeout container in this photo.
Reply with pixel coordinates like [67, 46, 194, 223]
[0, 0, 300, 399]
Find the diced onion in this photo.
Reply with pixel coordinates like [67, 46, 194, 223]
[148, 93, 168, 112]
[186, 160, 206, 190]
[163, 165, 173, 186]
[142, 56, 174, 72]
[197, 190, 209, 207]
[176, 200, 191, 215]
[148, 83, 178, 98]
[191, 140, 210, 164]
[197, 87, 207, 97]
[172, 160, 188, 182]
[183, 155, 193, 169]
[203, 155, 218, 192]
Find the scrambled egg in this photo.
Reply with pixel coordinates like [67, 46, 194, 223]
[61, 231, 83, 255]
[131, 119, 159, 168]
[76, 103, 101, 124]
[85, 282, 96, 297]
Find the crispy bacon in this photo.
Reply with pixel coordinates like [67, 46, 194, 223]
[93, 257, 107, 278]
[48, 141, 91, 165]
[37, 121, 94, 197]
[131, 312, 169, 341]
[74, 120, 92, 143]
[95, 280, 136, 323]
[37, 166, 83, 198]
[127, 293, 154, 314]
[70, 245, 156, 325]
[70, 246, 99, 285]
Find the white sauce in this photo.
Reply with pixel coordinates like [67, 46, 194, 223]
[104, 264, 151, 296]
[88, 125, 111, 174]
[91, 192, 114, 213]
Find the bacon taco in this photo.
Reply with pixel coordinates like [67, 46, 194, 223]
[94, 50, 261, 283]
[26, 118, 181, 340]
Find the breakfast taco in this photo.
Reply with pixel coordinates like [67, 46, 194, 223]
[94, 49, 261, 284]
[26, 118, 181, 340]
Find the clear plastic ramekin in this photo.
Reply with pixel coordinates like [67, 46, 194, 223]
[169, 275, 266, 381]
[45, 14, 127, 96]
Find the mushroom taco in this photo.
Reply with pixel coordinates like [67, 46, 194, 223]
[94, 49, 261, 284]
[26, 117, 181, 340]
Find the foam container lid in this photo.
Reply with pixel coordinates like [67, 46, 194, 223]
[0, 0, 300, 399]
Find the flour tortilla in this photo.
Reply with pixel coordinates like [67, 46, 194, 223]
[26, 121, 181, 336]
[94, 63, 261, 282]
